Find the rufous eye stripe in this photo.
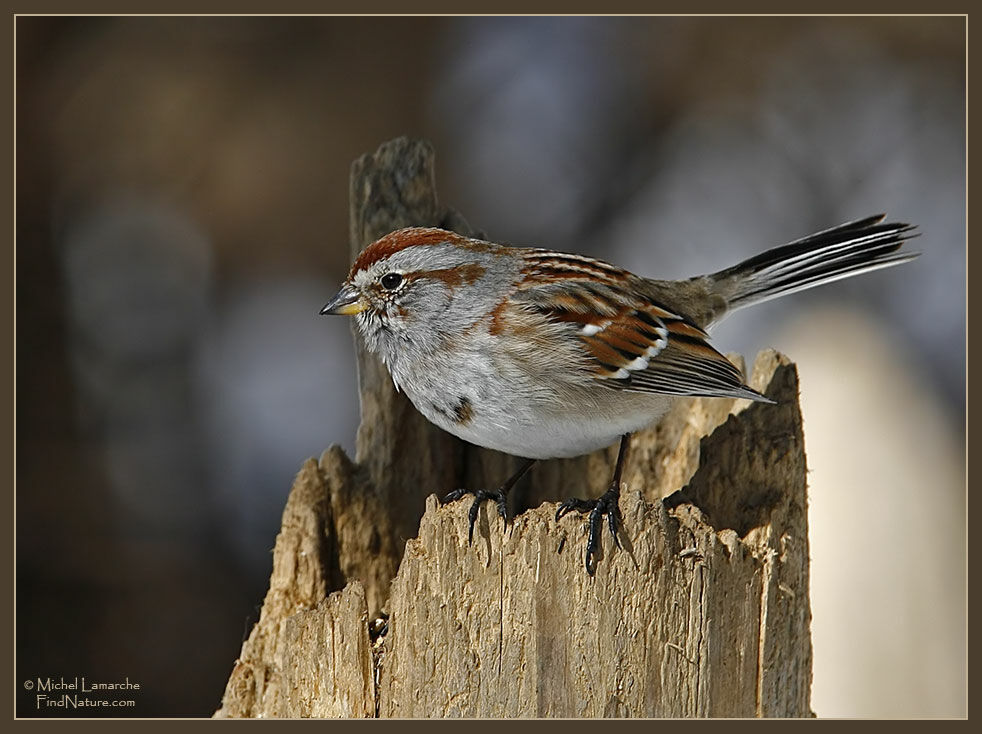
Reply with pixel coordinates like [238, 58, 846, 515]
[408, 264, 486, 288]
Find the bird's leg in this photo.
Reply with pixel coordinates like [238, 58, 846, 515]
[444, 458, 536, 544]
[555, 434, 631, 575]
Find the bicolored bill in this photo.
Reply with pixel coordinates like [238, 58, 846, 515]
[320, 285, 366, 316]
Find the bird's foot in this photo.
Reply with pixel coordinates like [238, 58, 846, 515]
[443, 487, 509, 544]
[555, 483, 622, 575]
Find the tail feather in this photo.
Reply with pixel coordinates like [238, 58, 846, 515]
[713, 214, 919, 313]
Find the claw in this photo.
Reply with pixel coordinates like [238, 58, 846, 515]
[442, 458, 536, 547]
[555, 497, 593, 522]
[466, 496, 482, 544]
[443, 488, 468, 503]
[607, 504, 622, 549]
[556, 485, 623, 575]
[446, 488, 510, 544]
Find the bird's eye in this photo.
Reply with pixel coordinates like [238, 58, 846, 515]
[380, 272, 403, 290]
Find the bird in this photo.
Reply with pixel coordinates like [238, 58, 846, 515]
[321, 214, 918, 573]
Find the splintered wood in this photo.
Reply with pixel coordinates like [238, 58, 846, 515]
[215, 138, 813, 718]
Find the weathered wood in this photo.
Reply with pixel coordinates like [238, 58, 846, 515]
[215, 138, 813, 718]
[216, 455, 373, 718]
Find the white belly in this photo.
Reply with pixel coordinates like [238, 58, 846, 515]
[450, 407, 667, 459]
[408, 381, 674, 460]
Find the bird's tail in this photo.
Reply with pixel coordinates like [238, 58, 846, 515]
[710, 214, 919, 315]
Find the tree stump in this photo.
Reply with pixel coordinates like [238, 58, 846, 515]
[214, 137, 813, 718]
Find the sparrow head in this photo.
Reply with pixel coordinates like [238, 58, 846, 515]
[321, 227, 516, 364]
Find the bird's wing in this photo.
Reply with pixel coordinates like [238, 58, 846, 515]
[515, 250, 769, 401]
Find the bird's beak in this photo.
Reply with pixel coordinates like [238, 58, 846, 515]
[320, 284, 367, 316]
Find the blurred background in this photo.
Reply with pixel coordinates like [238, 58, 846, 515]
[16, 16, 964, 717]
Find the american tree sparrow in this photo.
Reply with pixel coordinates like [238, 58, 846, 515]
[322, 215, 918, 573]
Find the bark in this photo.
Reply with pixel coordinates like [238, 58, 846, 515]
[215, 137, 813, 718]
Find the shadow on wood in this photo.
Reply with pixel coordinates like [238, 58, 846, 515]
[215, 137, 813, 718]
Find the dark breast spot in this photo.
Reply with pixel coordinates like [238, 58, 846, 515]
[453, 396, 473, 425]
[430, 396, 474, 426]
